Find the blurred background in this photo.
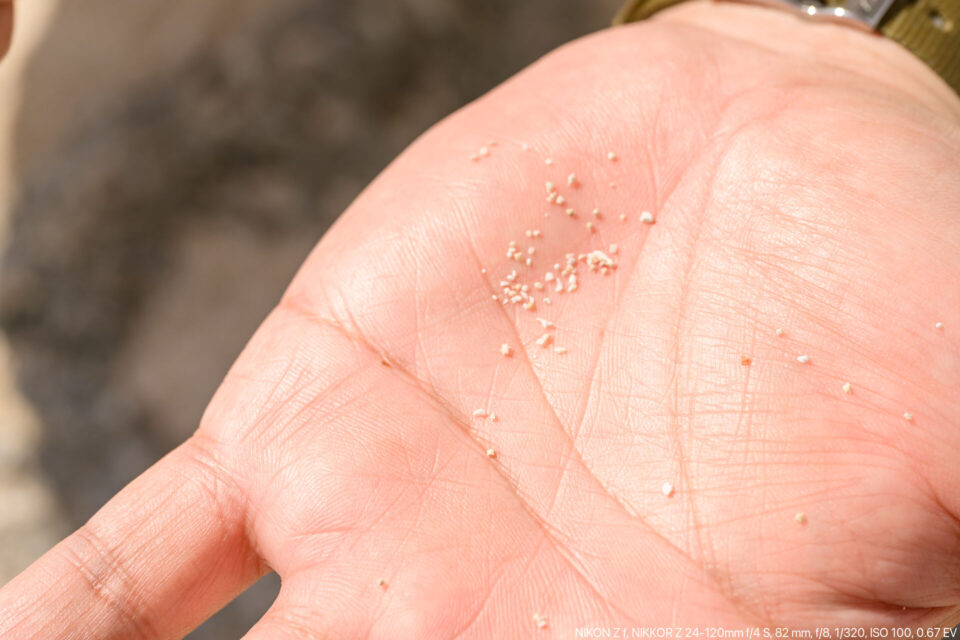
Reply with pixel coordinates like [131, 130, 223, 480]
[0, 0, 621, 636]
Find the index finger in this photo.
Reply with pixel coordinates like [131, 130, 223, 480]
[0, 436, 264, 639]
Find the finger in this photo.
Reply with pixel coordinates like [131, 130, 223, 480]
[0, 0, 12, 60]
[0, 435, 264, 640]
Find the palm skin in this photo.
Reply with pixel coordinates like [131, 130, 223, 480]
[2, 1, 960, 637]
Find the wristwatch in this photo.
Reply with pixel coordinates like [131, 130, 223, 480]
[614, 0, 960, 96]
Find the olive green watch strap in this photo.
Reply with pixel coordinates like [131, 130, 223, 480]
[615, 0, 687, 21]
[882, 0, 959, 94]
[614, 0, 960, 97]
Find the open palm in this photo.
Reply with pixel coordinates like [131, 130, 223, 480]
[3, 2, 960, 637]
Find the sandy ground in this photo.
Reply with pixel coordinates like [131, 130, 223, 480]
[0, 1, 300, 633]
[0, 0, 316, 585]
[0, 0, 68, 586]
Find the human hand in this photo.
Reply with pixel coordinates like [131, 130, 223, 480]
[2, 1, 959, 636]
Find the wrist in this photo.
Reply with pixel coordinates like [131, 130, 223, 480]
[648, 0, 960, 124]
